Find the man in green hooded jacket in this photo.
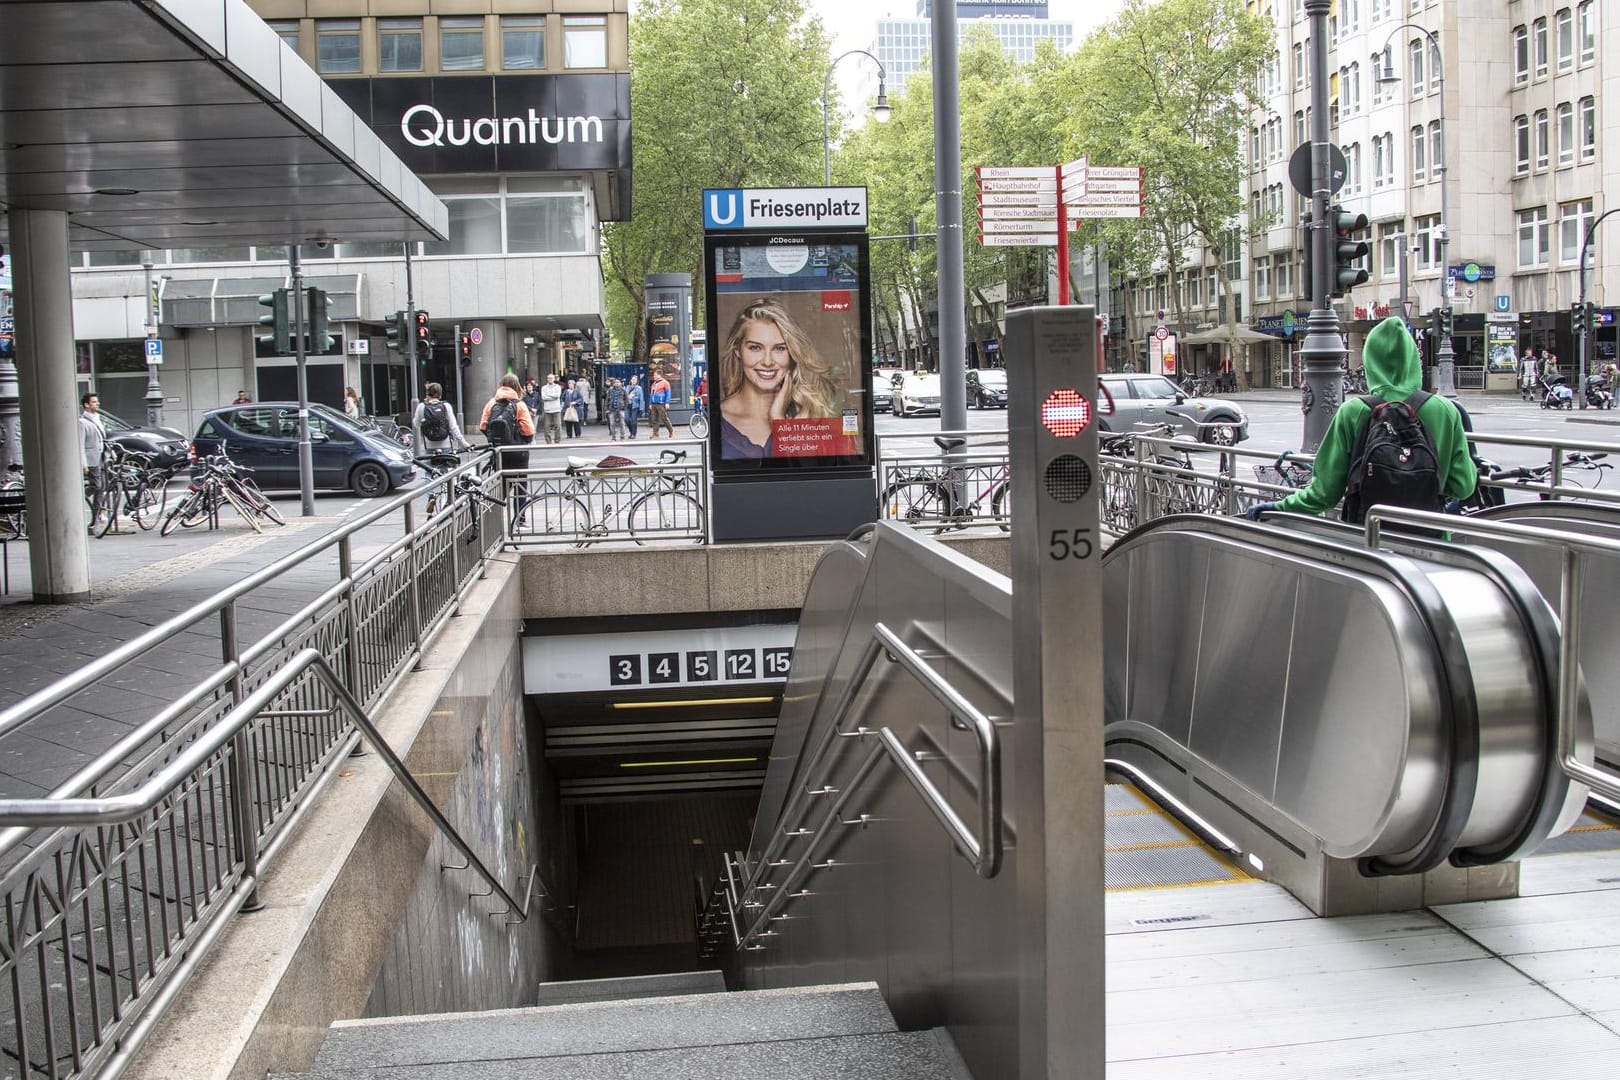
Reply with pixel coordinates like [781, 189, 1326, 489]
[1246, 315, 1476, 519]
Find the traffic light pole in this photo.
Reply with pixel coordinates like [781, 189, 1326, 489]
[289, 247, 315, 518]
[403, 242, 421, 414]
[1578, 209, 1620, 394]
[1300, 0, 1347, 451]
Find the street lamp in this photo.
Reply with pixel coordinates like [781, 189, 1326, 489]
[1578, 208, 1620, 392]
[1376, 23, 1455, 398]
[822, 50, 890, 186]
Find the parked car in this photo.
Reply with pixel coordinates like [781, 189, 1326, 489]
[891, 372, 943, 417]
[101, 410, 191, 472]
[967, 368, 1008, 409]
[189, 402, 417, 497]
[1097, 373, 1249, 445]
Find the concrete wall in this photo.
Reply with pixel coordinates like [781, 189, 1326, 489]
[126, 557, 556, 1080]
[519, 535, 1012, 618]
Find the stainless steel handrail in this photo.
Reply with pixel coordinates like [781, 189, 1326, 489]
[0, 647, 543, 921]
[1365, 506, 1620, 804]
[0, 454, 492, 737]
[725, 621, 1003, 950]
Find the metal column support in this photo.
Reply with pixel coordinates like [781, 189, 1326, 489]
[931, 0, 967, 430]
[1005, 306, 1104, 1079]
[7, 208, 91, 602]
[1300, 0, 1348, 450]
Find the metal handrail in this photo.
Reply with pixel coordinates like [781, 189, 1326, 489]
[724, 621, 1003, 951]
[1365, 506, 1620, 805]
[0, 454, 492, 737]
[0, 647, 543, 922]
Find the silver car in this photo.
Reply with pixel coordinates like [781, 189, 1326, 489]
[1097, 374, 1248, 445]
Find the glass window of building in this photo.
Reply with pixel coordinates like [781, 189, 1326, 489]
[1514, 115, 1530, 175]
[1580, 97, 1596, 161]
[425, 198, 503, 256]
[1518, 207, 1550, 268]
[1427, 121, 1442, 182]
[507, 177, 590, 254]
[502, 16, 545, 69]
[1407, 38, 1423, 97]
[441, 17, 486, 71]
[1556, 8, 1574, 71]
[1414, 215, 1440, 270]
[1560, 200, 1594, 263]
[1411, 125, 1426, 182]
[1378, 223, 1402, 278]
[1533, 18, 1548, 77]
[378, 18, 423, 72]
[1427, 39, 1440, 93]
[1535, 110, 1550, 170]
[87, 249, 147, 268]
[1578, 1, 1596, 64]
[564, 16, 607, 69]
[1512, 25, 1528, 84]
[268, 20, 299, 53]
[1293, 42, 1305, 89]
[1558, 101, 1575, 166]
[1276, 257, 1292, 298]
[1253, 257, 1271, 300]
[317, 19, 361, 74]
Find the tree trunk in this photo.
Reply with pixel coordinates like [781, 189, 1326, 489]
[1212, 262, 1249, 393]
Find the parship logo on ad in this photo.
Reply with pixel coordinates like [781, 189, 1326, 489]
[703, 187, 868, 230]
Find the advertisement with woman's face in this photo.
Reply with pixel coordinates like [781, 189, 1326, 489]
[709, 237, 869, 464]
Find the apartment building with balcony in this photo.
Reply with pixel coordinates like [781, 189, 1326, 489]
[66, 2, 629, 431]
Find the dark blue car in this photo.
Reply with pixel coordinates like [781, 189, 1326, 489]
[189, 402, 416, 497]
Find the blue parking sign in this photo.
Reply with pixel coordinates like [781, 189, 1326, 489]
[143, 338, 163, 363]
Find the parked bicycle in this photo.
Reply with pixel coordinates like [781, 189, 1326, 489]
[90, 443, 172, 536]
[512, 448, 703, 546]
[688, 397, 710, 440]
[880, 435, 1011, 533]
[159, 453, 284, 535]
[1463, 452, 1611, 512]
[0, 465, 22, 541]
[413, 449, 506, 517]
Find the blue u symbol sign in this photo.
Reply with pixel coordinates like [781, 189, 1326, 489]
[704, 189, 742, 229]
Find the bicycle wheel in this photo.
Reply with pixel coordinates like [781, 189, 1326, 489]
[131, 473, 167, 530]
[232, 477, 285, 525]
[160, 489, 203, 536]
[627, 490, 704, 545]
[990, 478, 1013, 532]
[513, 493, 590, 542]
[94, 480, 124, 537]
[688, 411, 709, 440]
[219, 484, 262, 534]
[881, 480, 953, 532]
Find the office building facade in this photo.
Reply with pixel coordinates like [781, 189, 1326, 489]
[869, 0, 1072, 95]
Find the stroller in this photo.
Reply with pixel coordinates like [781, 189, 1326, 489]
[1583, 372, 1616, 410]
[1540, 373, 1575, 409]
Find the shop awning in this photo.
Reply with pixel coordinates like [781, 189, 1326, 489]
[1180, 324, 1278, 346]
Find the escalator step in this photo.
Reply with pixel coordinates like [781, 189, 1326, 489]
[1105, 783, 1250, 892]
[1533, 811, 1620, 856]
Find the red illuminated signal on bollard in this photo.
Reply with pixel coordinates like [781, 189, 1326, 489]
[1040, 389, 1093, 438]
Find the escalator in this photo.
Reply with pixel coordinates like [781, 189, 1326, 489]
[707, 515, 1595, 1077]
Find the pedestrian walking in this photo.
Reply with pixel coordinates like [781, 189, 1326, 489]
[607, 378, 629, 440]
[574, 373, 592, 427]
[562, 378, 584, 439]
[412, 382, 472, 456]
[648, 368, 675, 438]
[1521, 348, 1540, 400]
[80, 393, 107, 533]
[626, 375, 644, 439]
[538, 372, 563, 444]
[233, 389, 252, 404]
[343, 386, 362, 420]
[479, 373, 535, 471]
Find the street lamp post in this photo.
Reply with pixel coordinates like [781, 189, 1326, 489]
[821, 50, 891, 187]
[1300, 0, 1347, 450]
[1377, 22, 1454, 398]
[1578, 208, 1620, 392]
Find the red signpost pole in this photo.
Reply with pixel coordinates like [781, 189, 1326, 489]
[1056, 167, 1070, 306]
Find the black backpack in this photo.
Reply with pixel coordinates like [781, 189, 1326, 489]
[421, 400, 451, 442]
[485, 397, 519, 447]
[1341, 391, 1444, 525]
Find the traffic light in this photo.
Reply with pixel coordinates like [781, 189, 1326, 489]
[306, 287, 332, 353]
[415, 310, 431, 349]
[384, 311, 405, 352]
[1331, 206, 1370, 297]
[1588, 301, 1602, 333]
[459, 333, 472, 364]
[1437, 306, 1454, 341]
[257, 288, 291, 354]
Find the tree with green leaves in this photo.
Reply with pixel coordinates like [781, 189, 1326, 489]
[1065, 0, 1273, 385]
[603, 0, 834, 360]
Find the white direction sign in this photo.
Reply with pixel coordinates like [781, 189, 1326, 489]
[979, 233, 1060, 247]
[1061, 156, 1088, 179]
[1073, 177, 1143, 194]
[979, 205, 1060, 220]
[1064, 191, 1143, 207]
[977, 166, 1054, 180]
[1068, 205, 1145, 220]
[978, 192, 1058, 206]
[1087, 166, 1143, 180]
[980, 218, 1058, 233]
[977, 178, 1057, 193]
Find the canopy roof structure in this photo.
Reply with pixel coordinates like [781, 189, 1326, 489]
[0, 0, 447, 253]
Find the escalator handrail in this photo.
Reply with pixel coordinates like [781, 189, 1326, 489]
[1106, 514, 1477, 876]
[1369, 508, 1620, 808]
[725, 621, 1004, 951]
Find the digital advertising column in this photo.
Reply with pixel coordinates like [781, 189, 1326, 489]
[702, 187, 878, 541]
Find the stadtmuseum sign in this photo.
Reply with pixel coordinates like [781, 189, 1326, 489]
[330, 74, 631, 175]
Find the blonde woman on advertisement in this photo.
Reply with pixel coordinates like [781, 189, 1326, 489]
[718, 297, 844, 458]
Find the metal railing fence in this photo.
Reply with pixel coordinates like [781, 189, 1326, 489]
[0, 455, 505, 1080]
[496, 441, 709, 547]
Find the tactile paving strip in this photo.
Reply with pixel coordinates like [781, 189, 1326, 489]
[1533, 810, 1620, 856]
[1105, 782, 1250, 892]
